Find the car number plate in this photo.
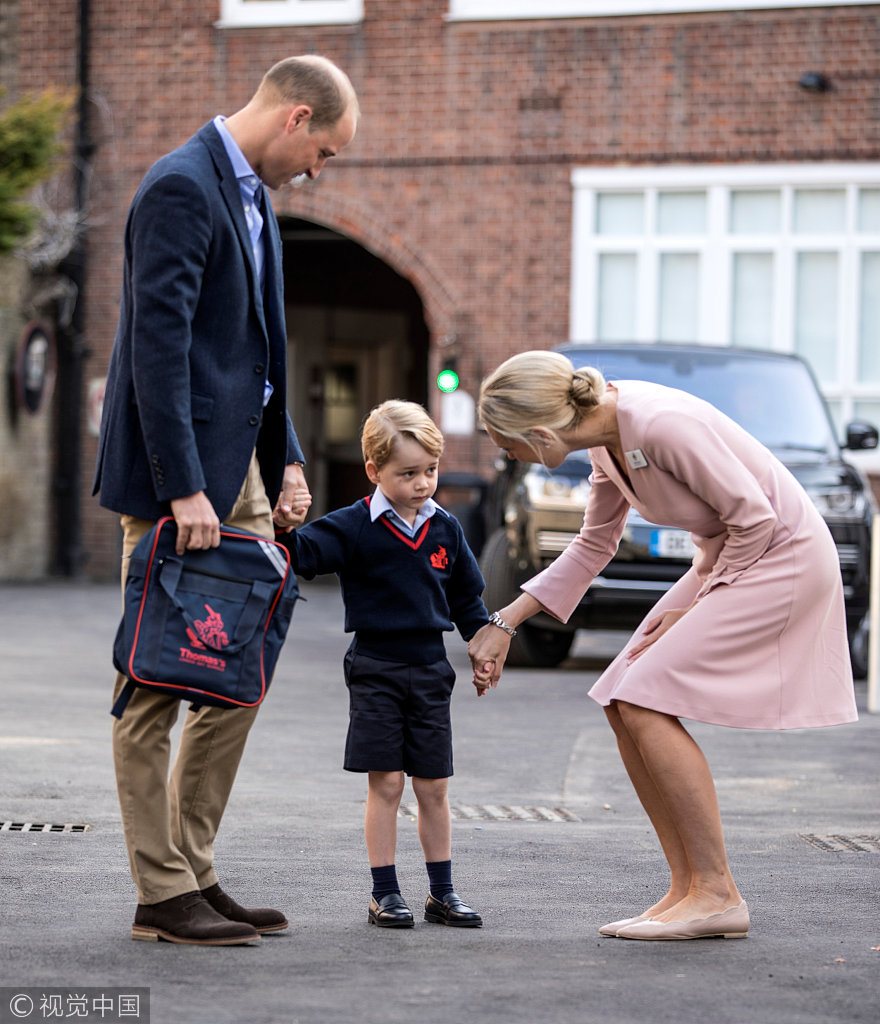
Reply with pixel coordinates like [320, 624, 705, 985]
[649, 529, 696, 559]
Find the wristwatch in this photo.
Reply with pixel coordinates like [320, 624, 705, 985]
[488, 611, 517, 637]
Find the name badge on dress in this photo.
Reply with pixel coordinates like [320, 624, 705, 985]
[625, 448, 648, 470]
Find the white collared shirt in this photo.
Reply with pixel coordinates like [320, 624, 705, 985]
[369, 487, 439, 538]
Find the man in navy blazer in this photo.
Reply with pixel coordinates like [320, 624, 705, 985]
[94, 55, 358, 946]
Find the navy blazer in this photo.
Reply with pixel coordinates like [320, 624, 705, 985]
[93, 121, 304, 522]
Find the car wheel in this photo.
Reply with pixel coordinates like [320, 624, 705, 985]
[849, 613, 869, 680]
[514, 622, 575, 668]
[479, 527, 574, 668]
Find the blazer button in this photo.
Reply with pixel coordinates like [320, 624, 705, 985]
[254, 363, 265, 374]
[248, 415, 259, 426]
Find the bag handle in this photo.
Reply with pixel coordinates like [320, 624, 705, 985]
[158, 558, 276, 654]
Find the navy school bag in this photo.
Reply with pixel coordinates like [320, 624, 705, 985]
[111, 517, 299, 718]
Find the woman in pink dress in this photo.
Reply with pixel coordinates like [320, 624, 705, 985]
[469, 350, 857, 941]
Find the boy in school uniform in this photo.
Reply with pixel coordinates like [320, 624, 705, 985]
[284, 400, 488, 928]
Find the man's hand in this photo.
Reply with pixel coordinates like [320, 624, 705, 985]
[170, 491, 221, 555]
[273, 463, 312, 531]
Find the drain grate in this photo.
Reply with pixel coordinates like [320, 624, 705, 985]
[400, 803, 579, 822]
[798, 833, 880, 853]
[1, 821, 89, 833]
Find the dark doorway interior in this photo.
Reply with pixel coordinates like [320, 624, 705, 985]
[281, 218, 430, 515]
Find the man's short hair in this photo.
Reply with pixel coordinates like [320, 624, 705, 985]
[260, 54, 358, 131]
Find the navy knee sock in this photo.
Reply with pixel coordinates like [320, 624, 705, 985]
[371, 864, 400, 900]
[426, 859, 454, 899]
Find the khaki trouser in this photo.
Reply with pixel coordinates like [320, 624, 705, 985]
[112, 452, 275, 904]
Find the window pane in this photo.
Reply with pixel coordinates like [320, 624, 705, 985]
[853, 400, 880, 428]
[731, 252, 774, 347]
[794, 251, 837, 379]
[658, 253, 699, 342]
[597, 253, 637, 340]
[858, 189, 880, 233]
[596, 193, 643, 235]
[793, 190, 845, 234]
[657, 191, 706, 235]
[730, 190, 781, 234]
[858, 252, 880, 382]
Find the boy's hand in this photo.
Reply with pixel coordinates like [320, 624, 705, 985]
[273, 465, 313, 530]
[473, 661, 495, 697]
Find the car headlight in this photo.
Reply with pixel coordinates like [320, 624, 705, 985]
[524, 472, 591, 508]
[806, 485, 867, 519]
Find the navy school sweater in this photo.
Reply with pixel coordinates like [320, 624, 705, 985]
[285, 498, 489, 664]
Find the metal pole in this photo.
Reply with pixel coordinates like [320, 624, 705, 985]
[53, 0, 92, 575]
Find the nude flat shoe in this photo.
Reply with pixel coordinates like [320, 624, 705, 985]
[615, 901, 749, 941]
[598, 913, 650, 936]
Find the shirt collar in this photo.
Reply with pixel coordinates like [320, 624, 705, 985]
[369, 487, 438, 534]
[213, 115, 261, 193]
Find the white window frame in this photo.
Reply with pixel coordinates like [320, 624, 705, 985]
[570, 162, 880, 462]
[448, 1, 877, 21]
[218, 0, 363, 29]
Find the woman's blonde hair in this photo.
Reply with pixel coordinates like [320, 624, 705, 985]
[478, 350, 606, 445]
[361, 400, 444, 468]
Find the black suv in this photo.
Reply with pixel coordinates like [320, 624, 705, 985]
[480, 343, 878, 675]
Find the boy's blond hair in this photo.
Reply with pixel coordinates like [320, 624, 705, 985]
[361, 400, 444, 469]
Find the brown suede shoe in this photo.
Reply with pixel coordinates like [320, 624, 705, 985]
[201, 883, 289, 933]
[132, 890, 260, 945]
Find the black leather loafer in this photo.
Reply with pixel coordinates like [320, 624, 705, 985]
[424, 892, 482, 928]
[132, 891, 261, 945]
[201, 882, 289, 934]
[368, 893, 414, 928]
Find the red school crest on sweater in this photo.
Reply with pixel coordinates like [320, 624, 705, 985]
[430, 546, 448, 570]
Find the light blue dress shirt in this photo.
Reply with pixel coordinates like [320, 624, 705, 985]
[213, 115, 272, 405]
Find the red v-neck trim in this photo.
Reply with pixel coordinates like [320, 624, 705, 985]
[363, 496, 431, 550]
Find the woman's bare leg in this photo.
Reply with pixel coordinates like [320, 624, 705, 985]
[609, 701, 742, 921]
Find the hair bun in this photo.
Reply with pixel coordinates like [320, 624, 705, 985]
[569, 366, 605, 409]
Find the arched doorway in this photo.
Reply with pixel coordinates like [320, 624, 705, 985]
[281, 217, 430, 515]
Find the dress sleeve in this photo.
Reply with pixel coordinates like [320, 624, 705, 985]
[521, 458, 630, 623]
[648, 410, 777, 600]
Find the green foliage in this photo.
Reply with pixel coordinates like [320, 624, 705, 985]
[0, 89, 73, 255]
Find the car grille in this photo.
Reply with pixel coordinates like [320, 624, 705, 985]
[537, 530, 580, 553]
[835, 543, 861, 567]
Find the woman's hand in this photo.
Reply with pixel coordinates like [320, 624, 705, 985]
[625, 602, 696, 662]
[468, 625, 511, 692]
[468, 593, 544, 692]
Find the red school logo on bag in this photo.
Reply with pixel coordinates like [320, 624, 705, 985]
[182, 604, 229, 672]
[430, 546, 448, 570]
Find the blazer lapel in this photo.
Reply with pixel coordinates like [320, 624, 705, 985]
[200, 123, 268, 327]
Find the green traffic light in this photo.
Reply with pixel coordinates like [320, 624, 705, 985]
[437, 368, 460, 393]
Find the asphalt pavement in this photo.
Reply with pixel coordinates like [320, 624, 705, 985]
[1, 578, 878, 1024]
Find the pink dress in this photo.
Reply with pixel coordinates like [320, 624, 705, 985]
[522, 381, 858, 730]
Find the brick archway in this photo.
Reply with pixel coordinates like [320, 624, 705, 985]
[276, 191, 464, 349]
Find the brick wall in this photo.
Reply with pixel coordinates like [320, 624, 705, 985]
[14, 0, 880, 578]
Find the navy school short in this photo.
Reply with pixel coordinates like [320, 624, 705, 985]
[342, 646, 455, 779]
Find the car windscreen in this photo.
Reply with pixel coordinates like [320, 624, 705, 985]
[565, 347, 839, 457]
